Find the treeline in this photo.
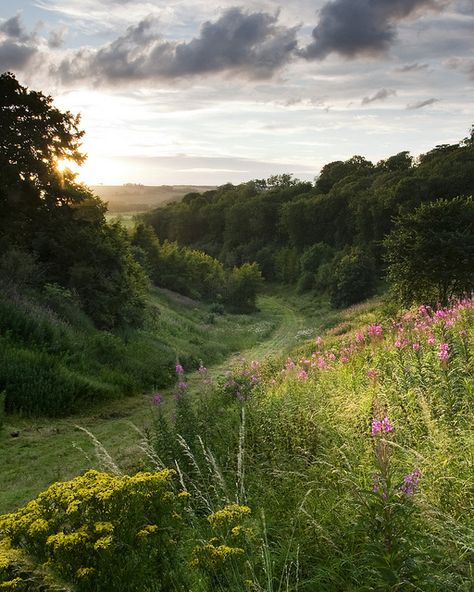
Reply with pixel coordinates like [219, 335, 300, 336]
[0, 72, 264, 415]
[144, 134, 474, 306]
[132, 224, 262, 313]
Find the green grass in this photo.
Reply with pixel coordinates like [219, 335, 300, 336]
[2, 291, 472, 590]
[0, 287, 343, 513]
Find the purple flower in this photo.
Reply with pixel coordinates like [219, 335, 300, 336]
[438, 343, 449, 361]
[177, 381, 188, 391]
[152, 393, 162, 406]
[371, 416, 393, 435]
[367, 368, 379, 382]
[175, 363, 184, 375]
[297, 369, 308, 381]
[367, 324, 383, 338]
[400, 468, 422, 495]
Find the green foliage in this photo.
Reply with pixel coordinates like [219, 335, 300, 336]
[225, 263, 264, 313]
[385, 196, 474, 305]
[0, 470, 187, 592]
[143, 127, 474, 308]
[329, 247, 376, 308]
[0, 73, 147, 330]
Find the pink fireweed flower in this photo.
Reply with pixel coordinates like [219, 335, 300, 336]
[152, 393, 162, 405]
[355, 331, 365, 344]
[372, 472, 388, 499]
[177, 380, 188, 391]
[400, 468, 422, 495]
[367, 368, 379, 382]
[367, 324, 383, 338]
[286, 358, 296, 370]
[394, 339, 403, 349]
[341, 355, 349, 364]
[317, 357, 328, 370]
[315, 336, 322, 347]
[175, 363, 184, 375]
[427, 334, 435, 345]
[371, 416, 393, 435]
[250, 360, 260, 370]
[438, 343, 449, 361]
[412, 342, 420, 351]
[297, 369, 308, 381]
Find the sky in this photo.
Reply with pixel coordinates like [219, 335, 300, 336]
[1, 0, 473, 185]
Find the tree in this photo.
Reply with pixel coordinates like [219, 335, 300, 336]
[225, 263, 263, 313]
[0, 72, 147, 328]
[0, 71, 84, 193]
[329, 247, 376, 308]
[384, 196, 474, 305]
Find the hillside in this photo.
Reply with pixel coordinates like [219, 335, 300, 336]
[0, 294, 472, 591]
[92, 184, 216, 213]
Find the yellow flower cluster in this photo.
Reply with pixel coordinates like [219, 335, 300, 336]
[190, 543, 245, 569]
[0, 469, 186, 592]
[208, 504, 251, 530]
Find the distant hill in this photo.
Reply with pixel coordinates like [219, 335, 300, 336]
[91, 184, 216, 213]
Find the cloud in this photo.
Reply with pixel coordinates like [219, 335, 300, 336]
[48, 28, 67, 49]
[448, 57, 474, 80]
[303, 0, 444, 60]
[0, 15, 29, 41]
[407, 97, 439, 109]
[0, 15, 39, 71]
[397, 62, 429, 72]
[361, 88, 396, 105]
[55, 8, 299, 85]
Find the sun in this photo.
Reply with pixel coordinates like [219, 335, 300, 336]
[55, 158, 81, 175]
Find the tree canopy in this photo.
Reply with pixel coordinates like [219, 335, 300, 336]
[0, 72, 147, 329]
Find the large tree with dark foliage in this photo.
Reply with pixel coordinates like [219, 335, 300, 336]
[384, 196, 474, 305]
[0, 72, 147, 328]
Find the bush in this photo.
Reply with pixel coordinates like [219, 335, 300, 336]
[329, 247, 376, 308]
[0, 470, 187, 592]
[384, 196, 474, 305]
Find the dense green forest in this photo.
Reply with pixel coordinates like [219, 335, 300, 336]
[1, 73, 473, 592]
[144, 132, 474, 306]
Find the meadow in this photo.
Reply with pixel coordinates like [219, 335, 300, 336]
[1, 291, 472, 591]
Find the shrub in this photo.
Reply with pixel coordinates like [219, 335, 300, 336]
[329, 247, 376, 308]
[0, 470, 186, 592]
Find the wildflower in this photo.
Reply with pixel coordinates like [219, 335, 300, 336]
[367, 368, 379, 382]
[341, 355, 349, 364]
[152, 393, 163, 406]
[356, 331, 365, 344]
[367, 324, 383, 338]
[297, 369, 308, 381]
[175, 363, 184, 375]
[427, 334, 435, 345]
[371, 416, 393, 435]
[285, 358, 296, 370]
[399, 468, 422, 495]
[372, 472, 388, 499]
[177, 381, 188, 391]
[315, 336, 322, 347]
[412, 342, 420, 351]
[438, 342, 449, 361]
[394, 338, 403, 349]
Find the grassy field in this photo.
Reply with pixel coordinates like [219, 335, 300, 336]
[0, 287, 345, 514]
[1, 291, 471, 591]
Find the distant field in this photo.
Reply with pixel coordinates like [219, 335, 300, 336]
[92, 184, 216, 213]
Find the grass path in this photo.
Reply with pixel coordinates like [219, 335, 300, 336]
[0, 291, 309, 514]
